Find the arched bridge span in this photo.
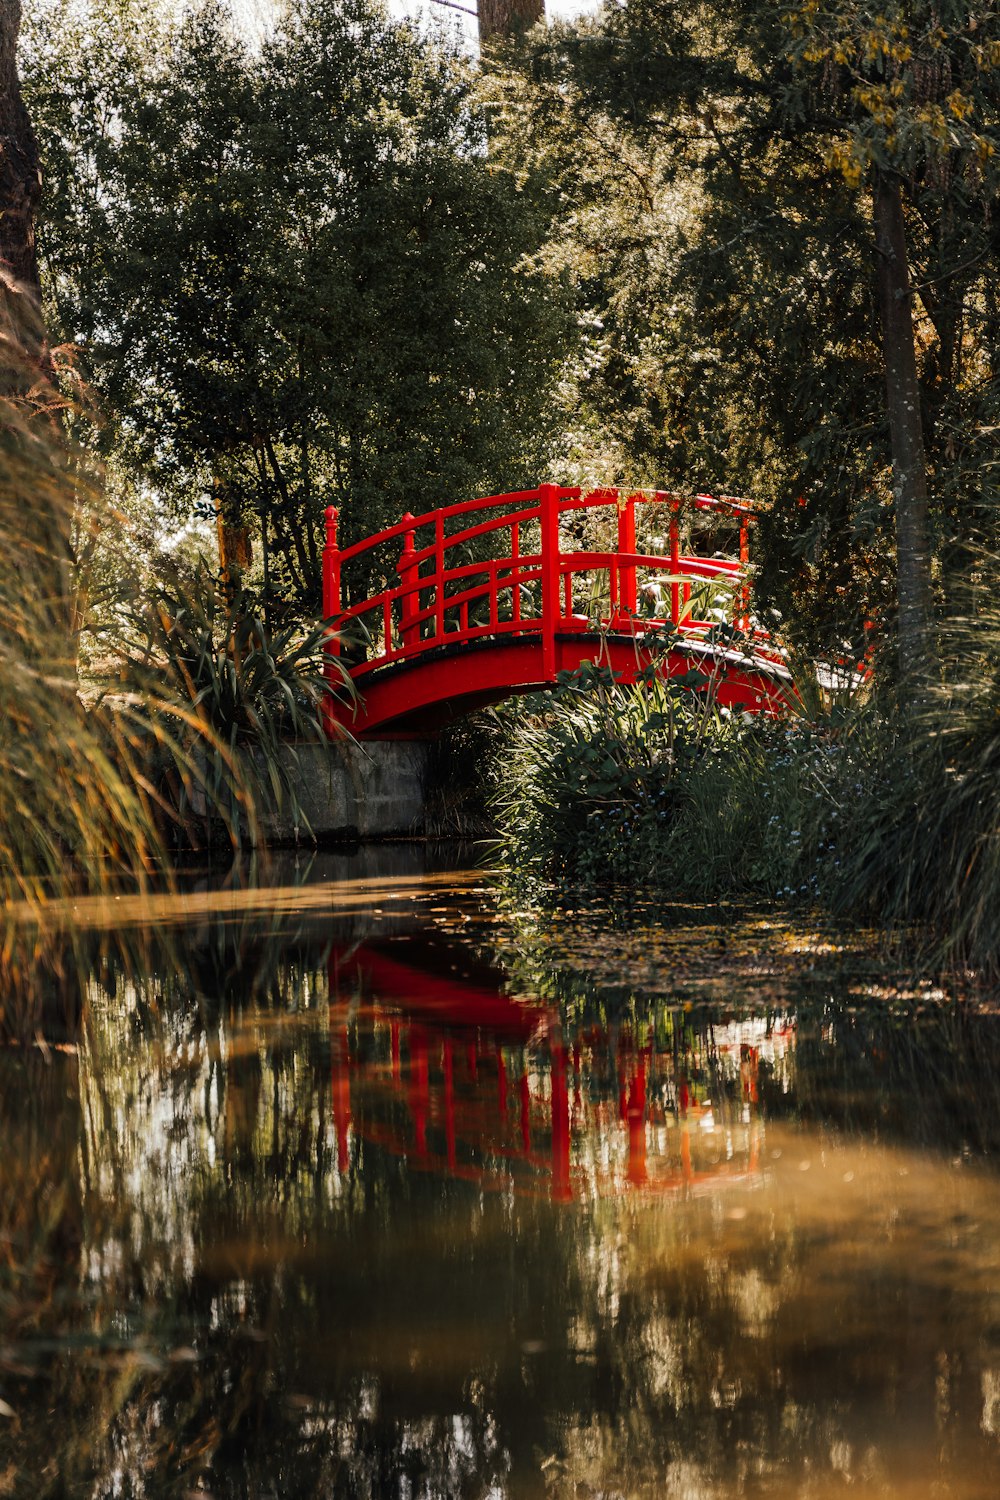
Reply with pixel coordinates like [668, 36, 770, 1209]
[322, 485, 790, 738]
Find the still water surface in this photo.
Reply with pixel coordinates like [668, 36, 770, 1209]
[5, 846, 1000, 1497]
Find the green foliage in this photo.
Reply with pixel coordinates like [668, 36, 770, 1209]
[25, 0, 572, 613]
[493, 589, 1000, 973]
[827, 602, 1000, 972]
[663, 717, 842, 901]
[114, 566, 355, 844]
[0, 340, 143, 880]
[492, 644, 743, 884]
[423, 709, 515, 839]
[0, 317, 226, 1017]
[489, 0, 1000, 657]
[491, 640, 865, 900]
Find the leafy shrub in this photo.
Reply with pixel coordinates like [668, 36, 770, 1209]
[661, 718, 841, 900]
[491, 636, 857, 899]
[423, 708, 515, 839]
[492, 639, 745, 885]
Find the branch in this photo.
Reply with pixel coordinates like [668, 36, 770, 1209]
[430, 0, 478, 16]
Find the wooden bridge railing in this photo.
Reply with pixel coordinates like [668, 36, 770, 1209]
[322, 485, 753, 693]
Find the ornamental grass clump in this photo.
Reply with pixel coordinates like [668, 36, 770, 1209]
[491, 641, 857, 900]
[0, 323, 194, 1024]
[661, 717, 841, 901]
[112, 567, 355, 846]
[0, 311, 355, 1030]
[492, 641, 742, 886]
[826, 601, 1000, 973]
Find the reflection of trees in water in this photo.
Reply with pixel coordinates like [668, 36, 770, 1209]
[791, 998, 1000, 1156]
[8, 907, 1000, 1494]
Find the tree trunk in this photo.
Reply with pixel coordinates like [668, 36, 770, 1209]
[0, 0, 42, 338]
[872, 169, 932, 677]
[478, 0, 544, 46]
[0, 0, 79, 661]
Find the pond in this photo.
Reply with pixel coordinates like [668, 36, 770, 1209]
[4, 845, 1000, 1498]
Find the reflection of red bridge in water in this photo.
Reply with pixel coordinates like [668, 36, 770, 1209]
[323, 486, 791, 738]
[328, 943, 784, 1202]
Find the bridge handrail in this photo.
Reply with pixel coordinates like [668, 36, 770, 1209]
[332, 487, 556, 567]
[330, 486, 751, 568]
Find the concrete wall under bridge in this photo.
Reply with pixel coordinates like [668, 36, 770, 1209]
[258, 738, 431, 845]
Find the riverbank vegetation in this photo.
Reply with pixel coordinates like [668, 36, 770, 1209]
[491, 608, 1000, 974]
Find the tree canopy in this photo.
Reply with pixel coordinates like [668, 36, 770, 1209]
[489, 0, 1000, 657]
[25, 0, 571, 610]
[21, 0, 1000, 658]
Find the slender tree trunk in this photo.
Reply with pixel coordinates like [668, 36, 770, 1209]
[214, 477, 253, 610]
[872, 169, 933, 677]
[262, 432, 313, 586]
[478, 0, 543, 46]
[0, 0, 42, 333]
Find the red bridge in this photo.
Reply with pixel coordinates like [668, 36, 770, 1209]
[323, 484, 790, 738]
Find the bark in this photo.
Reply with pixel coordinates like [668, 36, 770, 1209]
[0, 0, 42, 336]
[478, 0, 543, 46]
[262, 432, 313, 586]
[872, 168, 933, 677]
[214, 478, 253, 624]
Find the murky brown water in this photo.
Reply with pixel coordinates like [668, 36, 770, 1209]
[4, 846, 1000, 1497]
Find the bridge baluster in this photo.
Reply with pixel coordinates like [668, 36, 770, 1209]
[322, 506, 341, 637]
[397, 512, 419, 650]
[511, 522, 521, 624]
[738, 515, 751, 629]
[669, 501, 681, 624]
[435, 515, 445, 642]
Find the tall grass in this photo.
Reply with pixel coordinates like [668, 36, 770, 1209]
[491, 596, 1000, 976]
[827, 601, 1000, 972]
[0, 334, 163, 884]
[0, 317, 353, 1028]
[490, 643, 856, 900]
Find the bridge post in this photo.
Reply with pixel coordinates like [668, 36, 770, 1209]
[669, 499, 681, 624]
[539, 482, 560, 680]
[738, 513, 750, 630]
[323, 505, 341, 626]
[617, 492, 637, 621]
[397, 512, 419, 649]
[322, 506, 341, 737]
